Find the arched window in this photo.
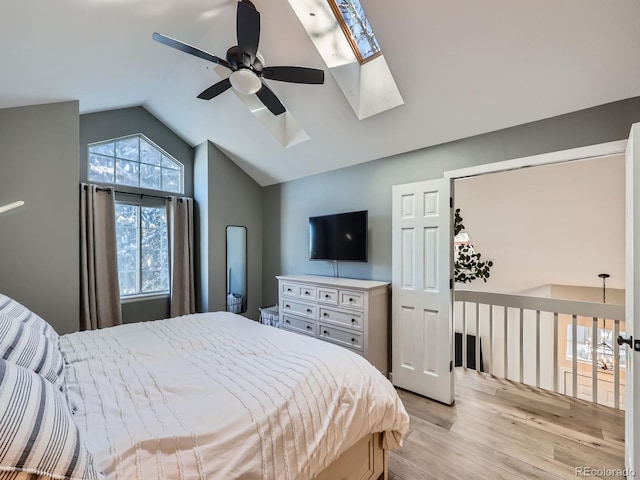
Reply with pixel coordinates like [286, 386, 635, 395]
[88, 134, 183, 193]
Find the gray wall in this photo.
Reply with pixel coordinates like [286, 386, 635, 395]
[195, 141, 263, 320]
[0, 101, 80, 334]
[261, 96, 640, 306]
[80, 106, 195, 323]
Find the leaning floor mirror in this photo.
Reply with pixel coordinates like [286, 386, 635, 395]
[226, 225, 247, 314]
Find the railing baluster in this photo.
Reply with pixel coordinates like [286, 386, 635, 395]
[536, 310, 540, 388]
[553, 312, 559, 393]
[475, 302, 480, 373]
[572, 314, 578, 398]
[519, 308, 524, 384]
[462, 302, 467, 369]
[592, 317, 598, 404]
[614, 319, 620, 410]
[504, 306, 508, 380]
[489, 304, 494, 376]
[453, 291, 624, 409]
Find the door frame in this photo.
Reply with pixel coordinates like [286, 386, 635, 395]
[440, 137, 629, 462]
[443, 140, 626, 181]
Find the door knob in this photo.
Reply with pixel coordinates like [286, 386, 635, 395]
[617, 335, 633, 347]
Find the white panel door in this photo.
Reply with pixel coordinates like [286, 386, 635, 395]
[391, 178, 453, 405]
[624, 123, 640, 474]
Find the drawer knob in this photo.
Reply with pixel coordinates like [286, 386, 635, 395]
[351, 318, 355, 323]
[307, 326, 312, 331]
[325, 294, 330, 298]
[305, 291, 310, 295]
[323, 313, 328, 317]
[306, 309, 312, 313]
[287, 288, 292, 292]
[285, 320, 290, 324]
[323, 330, 329, 335]
[285, 304, 290, 309]
[351, 338, 356, 342]
[349, 298, 354, 302]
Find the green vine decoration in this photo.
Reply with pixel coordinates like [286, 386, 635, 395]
[454, 208, 493, 283]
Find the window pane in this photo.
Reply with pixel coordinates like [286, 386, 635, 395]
[89, 142, 115, 156]
[119, 272, 137, 296]
[116, 159, 140, 187]
[161, 154, 180, 170]
[115, 204, 140, 295]
[89, 134, 183, 194]
[88, 154, 115, 183]
[162, 168, 181, 193]
[115, 137, 139, 161]
[140, 138, 162, 166]
[140, 207, 168, 294]
[142, 269, 164, 293]
[140, 164, 161, 190]
[332, 0, 381, 61]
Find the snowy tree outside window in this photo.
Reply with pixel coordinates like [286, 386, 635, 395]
[329, 0, 381, 63]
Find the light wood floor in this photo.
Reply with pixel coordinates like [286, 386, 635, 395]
[388, 369, 626, 480]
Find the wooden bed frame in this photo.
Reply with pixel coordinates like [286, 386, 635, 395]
[315, 432, 387, 480]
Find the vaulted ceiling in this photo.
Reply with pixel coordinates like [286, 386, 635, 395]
[1, 0, 639, 186]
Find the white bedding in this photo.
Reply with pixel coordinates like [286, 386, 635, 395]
[59, 312, 409, 480]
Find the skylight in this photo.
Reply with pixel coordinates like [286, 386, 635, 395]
[327, 0, 381, 64]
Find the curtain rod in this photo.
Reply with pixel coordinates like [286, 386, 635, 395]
[83, 184, 189, 202]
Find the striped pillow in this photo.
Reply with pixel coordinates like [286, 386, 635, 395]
[0, 294, 59, 341]
[0, 312, 65, 391]
[0, 359, 104, 480]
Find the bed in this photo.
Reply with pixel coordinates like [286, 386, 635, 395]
[0, 295, 409, 480]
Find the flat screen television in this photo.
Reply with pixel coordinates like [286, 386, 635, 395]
[309, 210, 368, 262]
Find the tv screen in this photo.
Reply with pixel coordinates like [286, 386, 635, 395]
[309, 210, 368, 262]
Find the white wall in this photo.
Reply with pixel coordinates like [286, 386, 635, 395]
[454, 154, 625, 292]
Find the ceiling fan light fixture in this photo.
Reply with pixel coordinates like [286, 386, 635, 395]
[229, 69, 262, 95]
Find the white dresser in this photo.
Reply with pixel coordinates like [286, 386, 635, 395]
[276, 274, 390, 376]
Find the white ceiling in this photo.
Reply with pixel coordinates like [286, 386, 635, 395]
[1, 0, 639, 186]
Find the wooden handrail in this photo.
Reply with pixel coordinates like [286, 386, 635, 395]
[455, 290, 624, 320]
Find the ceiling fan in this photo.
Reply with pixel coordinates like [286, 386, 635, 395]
[153, 0, 324, 116]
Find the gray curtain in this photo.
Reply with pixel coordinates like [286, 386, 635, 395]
[79, 183, 122, 330]
[167, 197, 195, 317]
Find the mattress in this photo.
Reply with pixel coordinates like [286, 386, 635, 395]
[59, 312, 409, 480]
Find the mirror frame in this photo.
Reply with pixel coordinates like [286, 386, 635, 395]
[225, 225, 247, 314]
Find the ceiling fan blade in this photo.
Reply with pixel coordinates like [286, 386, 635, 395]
[262, 66, 325, 84]
[256, 83, 286, 115]
[236, 0, 260, 64]
[153, 32, 232, 70]
[197, 78, 233, 100]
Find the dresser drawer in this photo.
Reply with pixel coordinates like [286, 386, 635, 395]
[318, 306, 363, 330]
[281, 282, 300, 297]
[318, 323, 363, 352]
[298, 285, 317, 300]
[339, 290, 365, 310]
[280, 299, 316, 319]
[281, 314, 316, 336]
[317, 287, 339, 305]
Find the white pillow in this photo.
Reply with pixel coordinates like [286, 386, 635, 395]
[0, 293, 59, 341]
[0, 359, 104, 479]
[0, 312, 65, 391]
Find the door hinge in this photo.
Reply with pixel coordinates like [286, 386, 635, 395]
[449, 360, 453, 372]
[450, 197, 453, 208]
[450, 278, 453, 290]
